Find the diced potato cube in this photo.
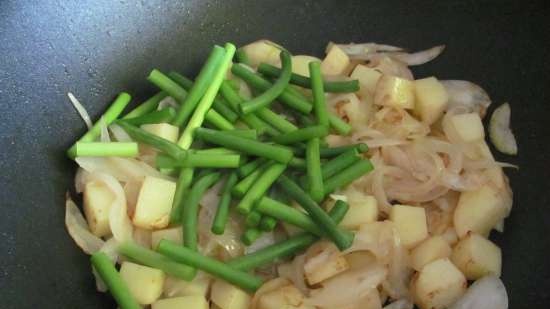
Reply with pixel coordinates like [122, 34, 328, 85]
[337, 195, 378, 229]
[350, 64, 382, 96]
[152, 295, 209, 309]
[258, 284, 314, 309]
[241, 40, 284, 68]
[141, 123, 180, 143]
[120, 262, 165, 305]
[152, 227, 183, 249]
[321, 45, 350, 76]
[133, 176, 176, 230]
[413, 77, 449, 125]
[453, 184, 508, 238]
[292, 55, 322, 77]
[413, 259, 467, 309]
[390, 205, 428, 248]
[449, 113, 485, 143]
[304, 241, 349, 285]
[410, 236, 452, 271]
[451, 232, 502, 280]
[374, 75, 415, 109]
[164, 275, 210, 298]
[211, 280, 251, 309]
[83, 181, 115, 237]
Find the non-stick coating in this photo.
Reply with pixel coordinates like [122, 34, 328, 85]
[1, 0, 549, 308]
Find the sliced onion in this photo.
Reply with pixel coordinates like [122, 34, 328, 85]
[382, 245, 412, 299]
[389, 45, 445, 66]
[109, 124, 133, 142]
[92, 267, 108, 293]
[329, 194, 348, 202]
[367, 55, 414, 80]
[489, 103, 517, 155]
[94, 239, 119, 291]
[250, 278, 291, 309]
[328, 42, 404, 56]
[279, 254, 309, 295]
[245, 232, 276, 254]
[65, 195, 105, 255]
[99, 117, 110, 142]
[163, 273, 211, 298]
[198, 182, 244, 259]
[133, 227, 152, 249]
[74, 167, 89, 193]
[371, 168, 392, 214]
[306, 263, 387, 307]
[441, 80, 492, 117]
[100, 237, 120, 263]
[75, 156, 169, 182]
[238, 80, 253, 100]
[123, 181, 142, 218]
[383, 299, 414, 309]
[68, 92, 93, 129]
[331, 42, 444, 66]
[450, 276, 508, 309]
[304, 241, 346, 283]
[157, 96, 179, 110]
[87, 173, 133, 243]
[346, 221, 396, 259]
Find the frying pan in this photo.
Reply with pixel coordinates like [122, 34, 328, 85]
[1, 0, 549, 308]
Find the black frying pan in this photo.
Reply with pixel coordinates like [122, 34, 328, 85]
[1, 0, 549, 308]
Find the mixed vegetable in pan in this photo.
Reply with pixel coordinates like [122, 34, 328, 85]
[66, 39, 516, 309]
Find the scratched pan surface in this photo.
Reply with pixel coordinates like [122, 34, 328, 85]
[1, 0, 549, 308]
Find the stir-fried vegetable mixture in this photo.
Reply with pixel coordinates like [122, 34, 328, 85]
[65, 39, 516, 309]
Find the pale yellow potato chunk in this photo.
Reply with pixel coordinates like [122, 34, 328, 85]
[211, 280, 251, 309]
[453, 184, 508, 238]
[292, 55, 322, 77]
[152, 296, 209, 309]
[451, 232, 502, 280]
[133, 176, 176, 230]
[321, 45, 350, 76]
[336, 195, 378, 230]
[374, 75, 415, 109]
[163, 275, 210, 298]
[413, 258, 467, 309]
[241, 40, 284, 68]
[410, 236, 452, 271]
[120, 262, 165, 305]
[83, 180, 115, 237]
[449, 113, 485, 143]
[413, 76, 448, 125]
[390, 205, 428, 248]
[350, 64, 382, 95]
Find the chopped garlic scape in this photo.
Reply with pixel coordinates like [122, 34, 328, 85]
[489, 103, 518, 155]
